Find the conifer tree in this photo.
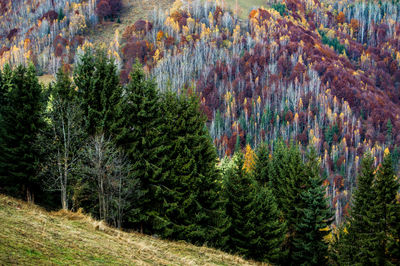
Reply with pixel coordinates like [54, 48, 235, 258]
[248, 185, 287, 263]
[253, 142, 271, 185]
[74, 50, 122, 136]
[372, 151, 400, 265]
[0, 64, 46, 201]
[269, 140, 309, 262]
[292, 149, 333, 265]
[223, 152, 255, 256]
[338, 153, 377, 264]
[157, 91, 227, 246]
[113, 62, 164, 233]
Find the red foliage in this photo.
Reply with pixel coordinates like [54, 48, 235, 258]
[41, 10, 58, 23]
[96, 0, 122, 19]
[55, 43, 64, 57]
[133, 20, 153, 34]
[0, 46, 9, 56]
[96, 0, 111, 19]
[7, 28, 18, 41]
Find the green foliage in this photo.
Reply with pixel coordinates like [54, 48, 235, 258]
[223, 152, 257, 255]
[74, 49, 123, 137]
[0, 64, 46, 201]
[157, 91, 227, 246]
[338, 154, 377, 264]
[222, 152, 286, 262]
[253, 142, 271, 185]
[248, 185, 287, 263]
[271, 3, 288, 16]
[318, 30, 346, 54]
[269, 140, 309, 262]
[58, 8, 65, 21]
[335, 153, 400, 265]
[292, 149, 333, 265]
[113, 61, 165, 232]
[372, 154, 400, 264]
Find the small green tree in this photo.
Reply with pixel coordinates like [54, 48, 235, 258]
[253, 142, 271, 185]
[248, 185, 287, 263]
[372, 152, 400, 265]
[223, 152, 255, 255]
[43, 67, 85, 210]
[292, 149, 333, 265]
[338, 153, 377, 264]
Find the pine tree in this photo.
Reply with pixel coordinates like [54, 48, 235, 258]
[269, 140, 309, 262]
[372, 151, 400, 265]
[248, 185, 287, 263]
[338, 153, 377, 264]
[253, 142, 271, 185]
[157, 91, 227, 246]
[223, 152, 255, 255]
[292, 149, 333, 265]
[113, 62, 164, 233]
[74, 49, 122, 136]
[0, 64, 46, 201]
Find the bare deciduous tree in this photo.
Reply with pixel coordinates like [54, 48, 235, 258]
[81, 134, 140, 228]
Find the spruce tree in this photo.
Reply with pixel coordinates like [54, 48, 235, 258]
[253, 142, 271, 185]
[0, 64, 46, 201]
[292, 149, 333, 265]
[113, 62, 164, 233]
[74, 50, 122, 136]
[338, 153, 377, 264]
[157, 91, 227, 246]
[248, 185, 287, 263]
[269, 140, 309, 262]
[372, 152, 400, 265]
[223, 152, 255, 255]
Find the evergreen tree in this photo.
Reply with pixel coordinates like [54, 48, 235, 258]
[372, 151, 400, 265]
[292, 149, 333, 265]
[113, 62, 164, 232]
[248, 185, 287, 263]
[74, 50, 122, 136]
[223, 152, 255, 256]
[253, 142, 271, 185]
[269, 140, 309, 262]
[157, 91, 227, 246]
[0, 64, 46, 201]
[337, 153, 377, 264]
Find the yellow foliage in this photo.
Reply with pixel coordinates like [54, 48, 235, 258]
[384, 147, 390, 156]
[243, 144, 256, 173]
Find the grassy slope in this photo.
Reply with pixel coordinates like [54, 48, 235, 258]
[223, 0, 267, 18]
[87, 0, 174, 46]
[0, 195, 256, 265]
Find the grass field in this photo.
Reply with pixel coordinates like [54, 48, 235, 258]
[87, 0, 174, 46]
[222, 0, 268, 18]
[0, 194, 256, 265]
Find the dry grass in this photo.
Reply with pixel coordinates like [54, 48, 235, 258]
[0, 194, 257, 265]
[222, 0, 267, 18]
[38, 74, 55, 85]
[87, 0, 175, 46]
